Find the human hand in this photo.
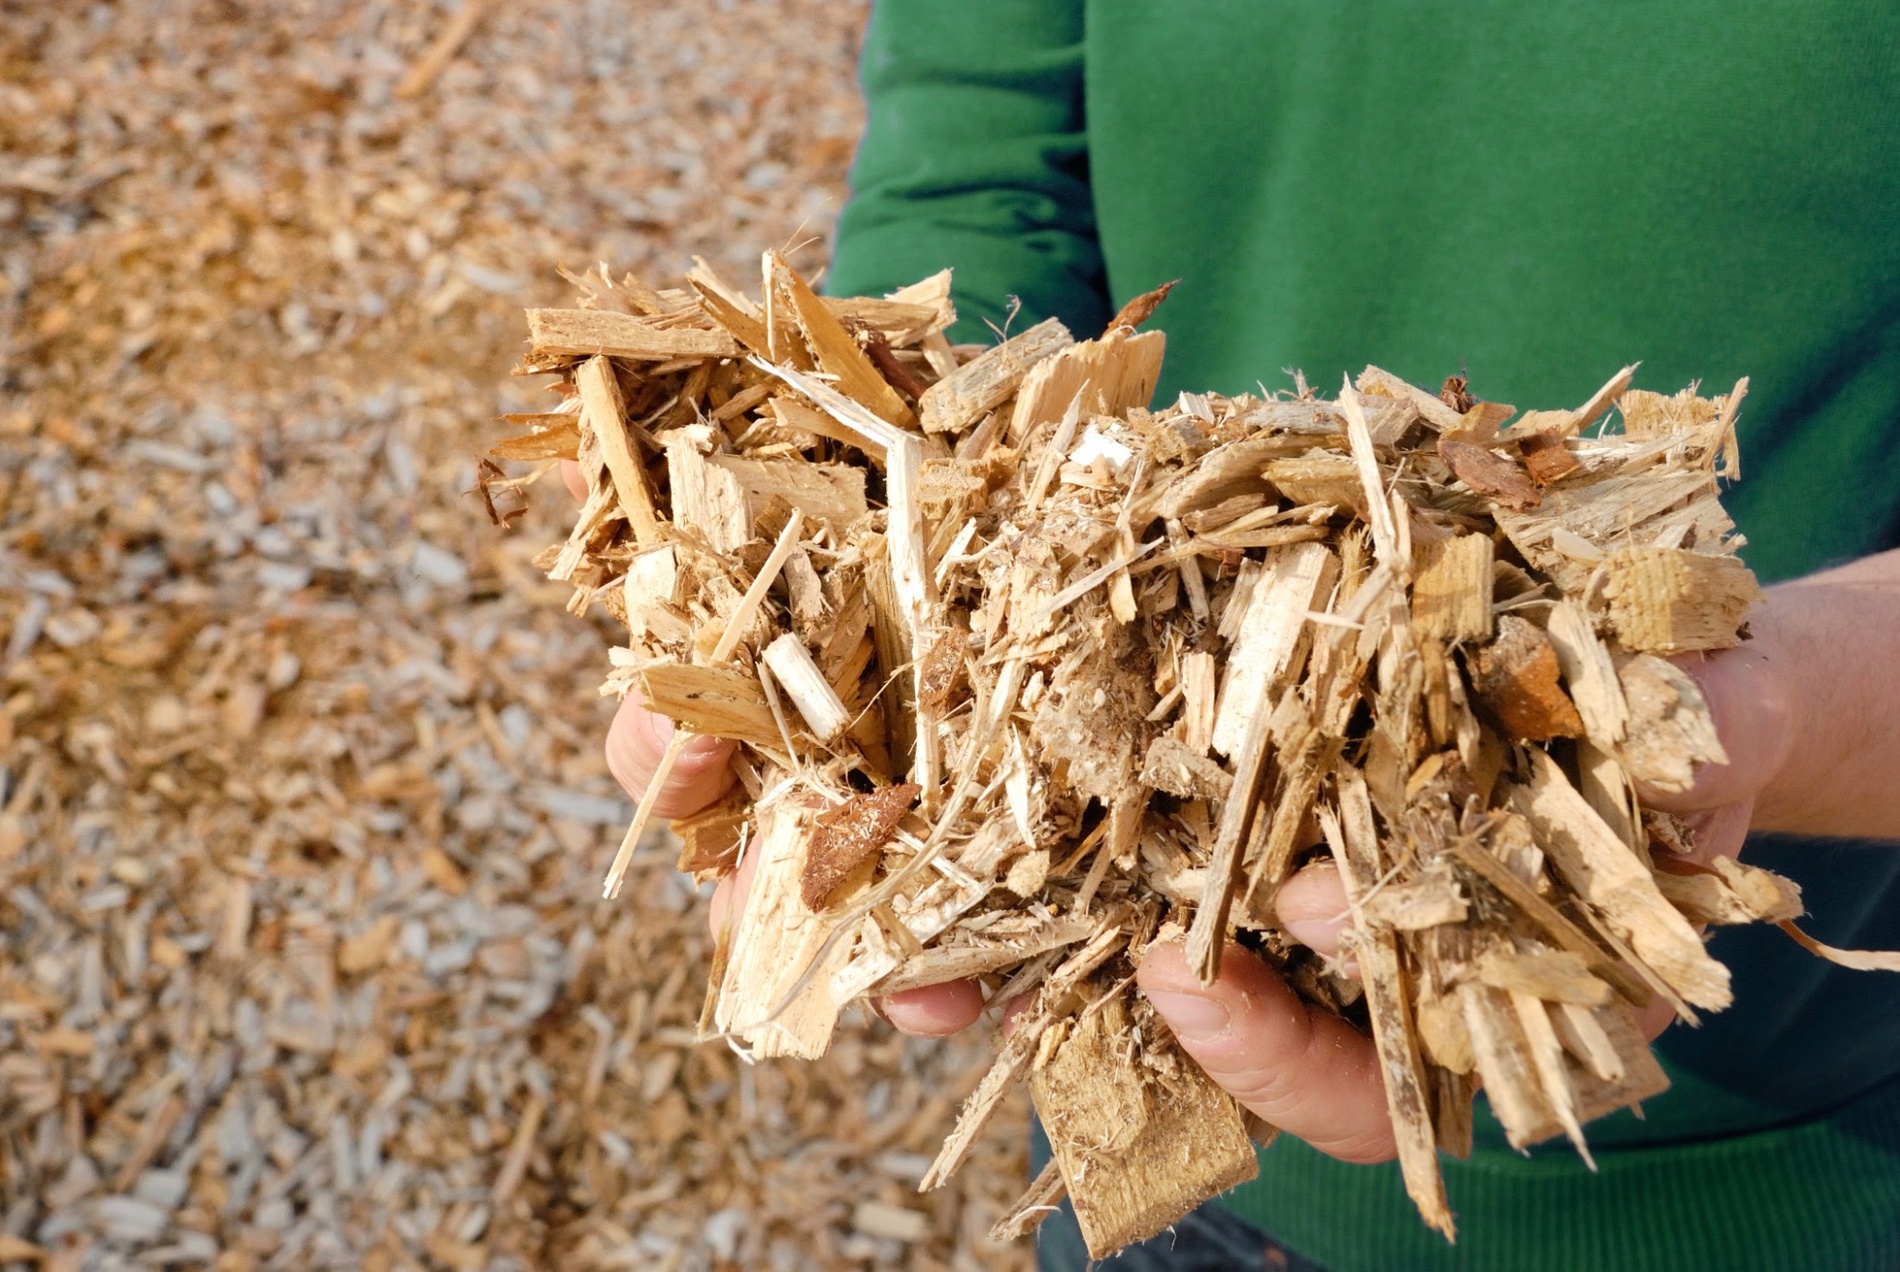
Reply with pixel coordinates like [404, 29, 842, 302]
[574, 455, 987, 1037]
[1634, 639, 1795, 871]
[605, 692, 985, 1037]
[1132, 630, 1805, 1165]
[1136, 870, 1400, 1162]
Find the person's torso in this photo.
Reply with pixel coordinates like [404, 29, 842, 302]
[1079, 5, 1900, 1265]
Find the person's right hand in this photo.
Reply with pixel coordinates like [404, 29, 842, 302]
[605, 692, 986, 1037]
[574, 458, 982, 1034]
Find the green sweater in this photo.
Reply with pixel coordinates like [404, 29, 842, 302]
[829, 4, 1900, 1269]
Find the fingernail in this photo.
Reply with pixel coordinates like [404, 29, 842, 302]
[1145, 990, 1231, 1044]
[1283, 917, 1341, 952]
[680, 732, 727, 761]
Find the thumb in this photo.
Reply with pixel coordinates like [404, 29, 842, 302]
[604, 691, 738, 818]
[1638, 641, 1795, 815]
[1137, 939, 1395, 1164]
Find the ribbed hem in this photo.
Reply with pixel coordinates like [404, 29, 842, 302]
[1219, 1073, 1900, 1272]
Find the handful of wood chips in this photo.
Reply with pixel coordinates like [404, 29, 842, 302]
[490, 254, 1824, 1255]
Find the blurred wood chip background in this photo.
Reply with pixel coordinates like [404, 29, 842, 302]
[0, 3, 1032, 1268]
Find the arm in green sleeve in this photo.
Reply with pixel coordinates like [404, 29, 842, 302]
[826, 0, 1108, 342]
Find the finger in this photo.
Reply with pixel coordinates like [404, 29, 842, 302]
[1634, 992, 1679, 1043]
[1639, 644, 1795, 814]
[605, 692, 738, 818]
[1669, 799, 1755, 868]
[1138, 939, 1395, 1163]
[706, 845, 757, 938]
[1274, 860, 1350, 958]
[1000, 994, 1034, 1034]
[881, 980, 985, 1037]
[561, 459, 587, 503]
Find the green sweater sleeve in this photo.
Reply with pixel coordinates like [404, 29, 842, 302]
[827, 1, 1108, 342]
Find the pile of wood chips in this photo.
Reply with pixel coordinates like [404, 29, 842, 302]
[503, 252, 1840, 1257]
[5, 4, 1049, 1269]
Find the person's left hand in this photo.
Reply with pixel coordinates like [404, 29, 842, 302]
[1136, 633, 1799, 1163]
[1135, 870, 1401, 1163]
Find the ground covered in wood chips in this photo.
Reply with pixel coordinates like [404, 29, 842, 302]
[0, 4, 1033, 1268]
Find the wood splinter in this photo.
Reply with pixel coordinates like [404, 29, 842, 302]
[500, 253, 1899, 1256]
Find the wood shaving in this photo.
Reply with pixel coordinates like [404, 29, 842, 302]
[500, 248, 1886, 1258]
[1, 4, 1032, 1269]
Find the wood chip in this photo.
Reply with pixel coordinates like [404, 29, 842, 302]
[494, 248, 1866, 1257]
[1601, 547, 1761, 653]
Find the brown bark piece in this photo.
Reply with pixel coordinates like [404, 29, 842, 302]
[801, 783, 920, 911]
[1601, 547, 1760, 653]
[1468, 616, 1585, 741]
[1517, 431, 1581, 486]
[859, 328, 930, 401]
[673, 790, 750, 880]
[1105, 279, 1178, 333]
[1438, 438, 1541, 512]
